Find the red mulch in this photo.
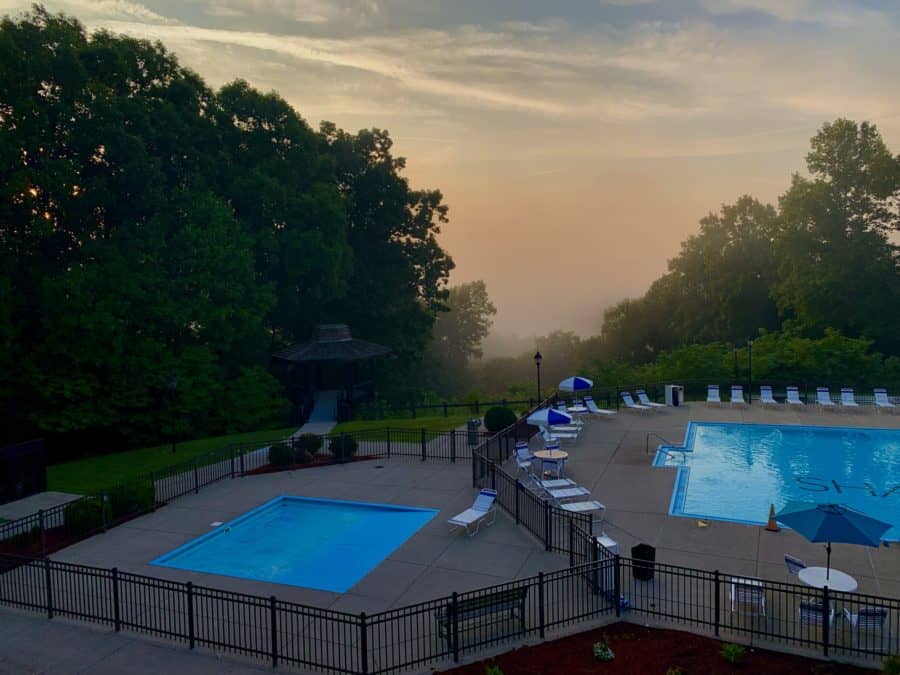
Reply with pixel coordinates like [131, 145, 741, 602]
[244, 455, 378, 475]
[438, 622, 875, 675]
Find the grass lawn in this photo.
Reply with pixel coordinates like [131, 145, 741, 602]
[47, 426, 296, 495]
[331, 414, 472, 437]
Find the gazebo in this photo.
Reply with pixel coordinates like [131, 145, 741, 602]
[271, 324, 391, 423]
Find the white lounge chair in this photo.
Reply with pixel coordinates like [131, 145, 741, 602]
[540, 428, 577, 443]
[448, 489, 497, 536]
[730, 385, 746, 407]
[786, 386, 805, 407]
[546, 486, 591, 501]
[533, 477, 576, 490]
[584, 396, 616, 417]
[515, 444, 534, 475]
[874, 388, 897, 412]
[759, 386, 779, 406]
[840, 387, 860, 411]
[816, 387, 836, 411]
[620, 391, 651, 414]
[707, 385, 722, 406]
[636, 389, 666, 410]
[730, 576, 766, 617]
[559, 499, 606, 515]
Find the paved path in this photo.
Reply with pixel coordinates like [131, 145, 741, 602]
[291, 390, 337, 438]
[0, 492, 82, 521]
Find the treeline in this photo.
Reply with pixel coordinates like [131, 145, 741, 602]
[0, 8, 453, 453]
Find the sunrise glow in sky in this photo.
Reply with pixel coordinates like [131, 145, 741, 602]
[10, 0, 900, 336]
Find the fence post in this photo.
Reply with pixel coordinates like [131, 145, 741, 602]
[386, 428, 392, 458]
[714, 570, 720, 637]
[568, 517, 574, 566]
[186, 582, 195, 649]
[544, 501, 551, 551]
[515, 479, 520, 525]
[450, 430, 456, 463]
[614, 555, 622, 617]
[822, 586, 830, 657]
[101, 493, 108, 532]
[112, 567, 121, 632]
[230, 446, 235, 479]
[193, 461, 199, 494]
[538, 572, 546, 638]
[44, 557, 53, 619]
[475, 400, 480, 414]
[270, 595, 278, 667]
[239, 448, 245, 477]
[411, 404, 416, 419]
[358, 611, 369, 674]
[38, 509, 46, 556]
[451, 592, 460, 662]
[150, 472, 158, 511]
[591, 538, 600, 595]
[443, 402, 448, 417]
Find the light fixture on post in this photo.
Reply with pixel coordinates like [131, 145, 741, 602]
[534, 351, 543, 402]
[747, 340, 754, 405]
[169, 376, 179, 453]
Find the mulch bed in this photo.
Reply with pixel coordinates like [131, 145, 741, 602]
[244, 455, 379, 476]
[438, 622, 875, 675]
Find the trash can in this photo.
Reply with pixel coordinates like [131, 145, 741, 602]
[467, 419, 481, 446]
[631, 543, 656, 581]
[672, 388, 680, 406]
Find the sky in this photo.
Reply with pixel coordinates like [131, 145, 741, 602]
[6, 0, 900, 337]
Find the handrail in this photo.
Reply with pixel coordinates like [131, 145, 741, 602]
[645, 431, 681, 457]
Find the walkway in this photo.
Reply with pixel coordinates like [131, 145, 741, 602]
[291, 390, 337, 438]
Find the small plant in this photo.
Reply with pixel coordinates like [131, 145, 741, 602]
[107, 481, 155, 519]
[295, 433, 323, 456]
[268, 443, 293, 467]
[884, 654, 900, 675]
[294, 449, 314, 465]
[484, 664, 503, 675]
[482, 406, 516, 432]
[329, 435, 358, 461]
[63, 498, 108, 535]
[592, 639, 615, 662]
[720, 643, 745, 665]
[665, 667, 684, 675]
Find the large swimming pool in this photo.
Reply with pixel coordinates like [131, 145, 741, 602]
[152, 496, 437, 592]
[654, 422, 900, 540]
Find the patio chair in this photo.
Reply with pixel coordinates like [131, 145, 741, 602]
[730, 385, 746, 407]
[874, 388, 897, 412]
[759, 385, 779, 406]
[839, 387, 860, 411]
[584, 396, 616, 417]
[730, 576, 766, 617]
[786, 386, 805, 407]
[515, 445, 534, 475]
[816, 387, 836, 411]
[620, 391, 651, 414]
[540, 456, 566, 479]
[448, 489, 497, 537]
[843, 606, 888, 650]
[636, 389, 666, 410]
[784, 554, 806, 581]
[706, 385, 722, 406]
[799, 600, 835, 628]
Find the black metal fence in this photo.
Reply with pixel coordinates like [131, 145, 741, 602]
[353, 398, 537, 421]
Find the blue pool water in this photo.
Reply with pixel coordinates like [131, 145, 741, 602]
[654, 422, 900, 540]
[151, 496, 437, 592]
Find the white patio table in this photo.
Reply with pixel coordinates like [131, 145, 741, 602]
[798, 567, 858, 592]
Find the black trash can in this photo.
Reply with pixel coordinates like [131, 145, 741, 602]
[631, 543, 656, 581]
[672, 388, 680, 407]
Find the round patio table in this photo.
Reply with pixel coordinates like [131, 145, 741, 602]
[533, 449, 569, 461]
[798, 567, 858, 592]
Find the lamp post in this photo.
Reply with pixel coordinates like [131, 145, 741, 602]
[747, 340, 754, 405]
[733, 345, 738, 380]
[534, 351, 543, 402]
[169, 376, 179, 453]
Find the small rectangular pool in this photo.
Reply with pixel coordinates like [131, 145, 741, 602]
[654, 422, 900, 540]
[151, 496, 437, 592]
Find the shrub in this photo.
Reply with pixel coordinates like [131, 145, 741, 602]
[63, 498, 108, 535]
[483, 406, 516, 432]
[295, 449, 314, 465]
[884, 655, 900, 675]
[295, 433, 323, 455]
[592, 640, 615, 662]
[330, 435, 358, 461]
[665, 668, 683, 675]
[484, 664, 503, 675]
[720, 643, 745, 664]
[268, 443, 293, 467]
[107, 481, 155, 519]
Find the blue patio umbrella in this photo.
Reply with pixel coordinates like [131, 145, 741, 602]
[775, 501, 891, 579]
[526, 407, 573, 427]
[559, 376, 593, 394]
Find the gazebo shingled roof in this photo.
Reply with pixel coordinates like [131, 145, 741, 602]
[271, 324, 391, 363]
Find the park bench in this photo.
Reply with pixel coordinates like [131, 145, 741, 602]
[435, 586, 528, 648]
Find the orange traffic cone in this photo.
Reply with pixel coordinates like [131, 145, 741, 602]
[765, 503, 780, 532]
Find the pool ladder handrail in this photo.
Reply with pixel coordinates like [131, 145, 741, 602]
[646, 432, 687, 463]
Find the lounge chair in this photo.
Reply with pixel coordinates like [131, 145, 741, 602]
[559, 499, 606, 515]
[448, 489, 497, 536]
[874, 388, 897, 412]
[816, 387, 836, 411]
[540, 428, 578, 443]
[730, 576, 766, 617]
[546, 486, 591, 501]
[636, 389, 666, 410]
[515, 444, 534, 475]
[533, 477, 577, 490]
[730, 385, 746, 407]
[759, 386, 779, 406]
[786, 386, 805, 407]
[584, 396, 616, 417]
[620, 392, 651, 414]
[843, 606, 888, 649]
[840, 387, 860, 411]
[784, 554, 806, 581]
[707, 385, 722, 406]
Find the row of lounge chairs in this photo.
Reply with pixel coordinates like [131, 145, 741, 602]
[707, 385, 898, 411]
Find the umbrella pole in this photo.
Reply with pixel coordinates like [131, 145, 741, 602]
[826, 542, 831, 579]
